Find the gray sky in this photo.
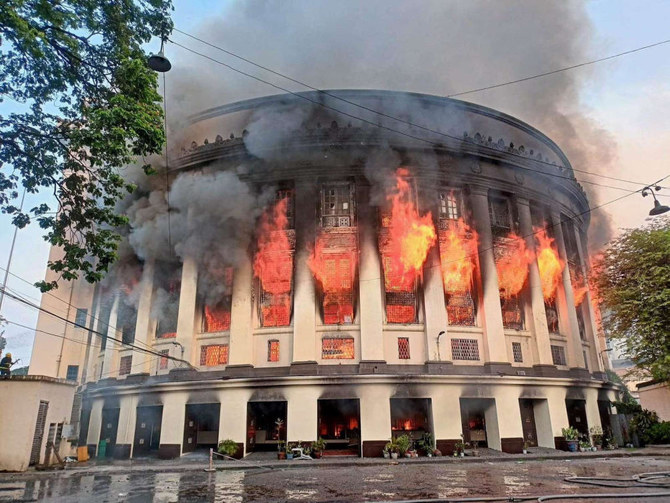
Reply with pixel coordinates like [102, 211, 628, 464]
[1, 0, 669, 366]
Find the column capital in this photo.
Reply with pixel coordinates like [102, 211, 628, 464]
[515, 196, 530, 207]
[468, 185, 490, 197]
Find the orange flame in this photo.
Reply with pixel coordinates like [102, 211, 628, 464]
[253, 198, 293, 326]
[383, 168, 437, 290]
[570, 264, 588, 306]
[496, 233, 532, 298]
[439, 218, 479, 293]
[534, 228, 564, 300]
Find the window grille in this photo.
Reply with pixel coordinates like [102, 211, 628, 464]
[322, 337, 355, 359]
[199, 344, 229, 366]
[451, 338, 480, 361]
[119, 355, 132, 375]
[74, 308, 87, 327]
[446, 291, 476, 326]
[321, 184, 354, 227]
[66, 365, 79, 381]
[551, 345, 567, 366]
[438, 192, 460, 220]
[512, 342, 523, 363]
[501, 295, 524, 330]
[397, 337, 411, 359]
[576, 306, 586, 341]
[276, 188, 295, 228]
[159, 350, 169, 370]
[489, 197, 512, 231]
[545, 300, 559, 333]
[268, 340, 280, 362]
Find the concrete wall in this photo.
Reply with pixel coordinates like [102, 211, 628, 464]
[0, 376, 76, 471]
[639, 381, 670, 421]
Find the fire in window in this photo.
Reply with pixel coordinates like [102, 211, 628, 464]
[155, 261, 182, 339]
[254, 190, 296, 327]
[203, 267, 234, 332]
[268, 340, 280, 362]
[512, 342, 523, 363]
[398, 337, 411, 359]
[199, 344, 229, 366]
[119, 355, 132, 375]
[545, 299, 560, 333]
[451, 338, 480, 361]
[309, 182, 358, 325]
[437, 190, 477, 326]
[551, 345, 566, 366]
[159, 349, 169, 370]
[322, 338, 355, 359]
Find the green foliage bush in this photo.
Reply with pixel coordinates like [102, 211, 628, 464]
[394, 434, 411, 455]
[217, 439, 239, 457]
[643, 421, 670, 445]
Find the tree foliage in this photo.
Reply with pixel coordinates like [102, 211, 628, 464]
[593, 218, 670, 381]
[0, 0, 172, 290]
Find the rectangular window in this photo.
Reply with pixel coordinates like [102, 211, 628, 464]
[398, 337, 411, 359]
[159, 349, 169, 370]
[74, 308, 88, 327]
[512, 342, 523, 363]
[268, 340, 280, 362]
[451, 338, 480, 361]
[119, 355, 132, 375]
[551, 345, 567, 366]
[65, 365, 79, 381]
[489, 197, 512, 232]
[438, 191, 460, 221]
[321, 183, 354, 227]
[199, 344, 229, 366]
[322, 338, 355, 359]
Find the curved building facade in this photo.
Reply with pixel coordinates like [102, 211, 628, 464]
[30, 90, 618, 459]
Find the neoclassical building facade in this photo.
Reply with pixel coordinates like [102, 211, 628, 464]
[30, 90, 618, 459]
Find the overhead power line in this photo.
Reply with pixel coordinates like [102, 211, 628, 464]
[171, 28, 663, 189]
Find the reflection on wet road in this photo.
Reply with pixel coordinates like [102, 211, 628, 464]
[0, 457, 669, 502]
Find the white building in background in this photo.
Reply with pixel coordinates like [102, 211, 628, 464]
[29, 90, 619, 460]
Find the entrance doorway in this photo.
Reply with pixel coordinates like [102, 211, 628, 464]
[460, 398, 494, 448]
[519, 399, 538, 447]
[100, 408, 120, 458]
[317, 399, 360, 455]
[246, 401, 287, 452]
[566, 399, 588, 436]
[183, 403, 220, 453]
[390, 398, 433, 442]
[133, 406, 163, 457]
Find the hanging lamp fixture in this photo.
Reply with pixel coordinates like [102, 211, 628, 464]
[642, 185, 669, 216]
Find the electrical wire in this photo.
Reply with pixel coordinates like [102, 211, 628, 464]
[170, 28, 661, 190]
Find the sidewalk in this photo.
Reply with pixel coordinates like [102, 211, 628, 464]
[34, 445, 670, 476]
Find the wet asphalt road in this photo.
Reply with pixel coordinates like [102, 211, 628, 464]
[1, 456, 670, 502]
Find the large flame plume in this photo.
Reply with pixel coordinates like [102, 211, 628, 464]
[308, 233, 357, 324]
[534, 228, 564, 300]
[439, 218, 478, 294]
[253, 198, 294, 326]
[383, 168, 437, 289]
[495, 233, 532, 298]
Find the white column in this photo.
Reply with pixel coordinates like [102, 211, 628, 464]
[116, 395, 137, 457]
[286, 386, 319, 442]
[423, 246, 449, 362]
[516, 198, 553, 366]
[359, 386, 391, 445]
[229, 255, 253, 366]
[550, 212, 585, 369]
[292, 183, 317, 363]
[87, 399, 104, 451]
[358, 184, 385, 362]
[101, 296, 120, 378]
[469, 187, 507, 363]
[158, 391, 186, 457]
[176, 256, 198, 365]
[218, 389, 249, 454]
[131, 260, 155, 373]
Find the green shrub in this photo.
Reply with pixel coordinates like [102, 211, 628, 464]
[217, 439, 239, 457]
[394, 434, 411, 455]
[562, 427, 579, 441]
[630, 409, 659, 445]
[644, 421, 670, 445]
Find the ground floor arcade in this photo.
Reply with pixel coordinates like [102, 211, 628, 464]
[82, 376, 618, 459]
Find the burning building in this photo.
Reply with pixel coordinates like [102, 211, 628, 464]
[29, 90, 618, 459]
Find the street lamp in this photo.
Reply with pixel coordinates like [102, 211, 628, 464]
[599, 347, 613, 371]
[642, 186, 669, 216]
[436, 331, 446, 361]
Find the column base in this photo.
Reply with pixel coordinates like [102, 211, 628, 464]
[362, 440, 387, 457]
[289, 361, 319, 375]
[359, 361, 387, 374]
[568, 367, 591, 379]
[436, 439, 459, 455]
[500, 437, 523, 453]
[591, 371, 607, 381]
[158, 444, 181, 459]
[168, 367, 201, 381]
[425, 361, 454, 374]
[532, 364, 561, 378]
[112, 444, 131, 459]
[225, 364, 255, 378]
[125, 373, 150, 384]
[483, 362, 514, 375]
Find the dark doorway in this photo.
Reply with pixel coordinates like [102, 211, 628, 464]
[566, 399, 589, 436]
[460, 398, 490, 447]
[183, 403, 220, 453]
[519, 399, 538, 447]
[100, 408, 120, 458]
[246, 401, 287, 453]
[390, 398, 433, 442]
[317, 399, 360, 455]
[133, 406, 163, 457]
[598, 400, 612, 436]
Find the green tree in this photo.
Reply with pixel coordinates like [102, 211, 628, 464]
[593, 219, 670, 381]
[0, 1, 172, 291]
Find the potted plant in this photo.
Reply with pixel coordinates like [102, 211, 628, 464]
[386, 439, 399, 459]
[418, 432, 434, 457]
[455, 437, 468, 457]
[471, 440, 479, 457]
[562, 427, 579, 452]
[217, 439, 239, 458]
[311, 437, 326, 459]
[589, 426, 603, 450]
[395, 434, 411, 458]
[579, 438, 591, 452]
[286, 442, 296, 460]
[522, 439, 530, 454]
[277, 440, 286, 460]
